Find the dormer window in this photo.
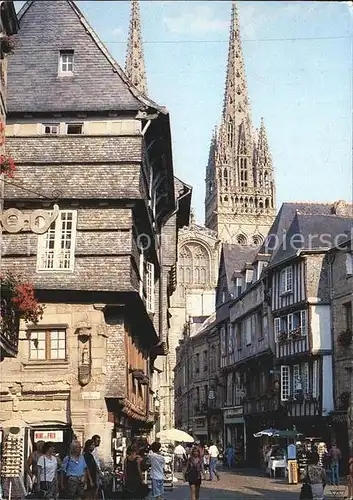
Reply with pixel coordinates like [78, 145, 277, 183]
[59, 50, 74, 75]
[43, 124, 59, 135]
[67, 123, 83, 135]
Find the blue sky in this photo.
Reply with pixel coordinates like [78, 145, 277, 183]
[16, 1, 353, 223]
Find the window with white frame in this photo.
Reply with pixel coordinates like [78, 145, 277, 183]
[300, 310, 307, 335]
[280, 266, 293, 294]
[43, 124, 59, 135]
[274, 310, 307, 341]
[37, 211, 77, 271]
[146, 262, 154, 313]
[274, 317, 281, 342]
[29, 329, 66, 361]
[312, 359, 319, 398]
[293, 364, 302, 397]
[59, 50, 74, 74]
[280, 365, 290, 401]
[220, 327, 226, 357]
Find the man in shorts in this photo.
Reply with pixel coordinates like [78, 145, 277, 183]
[149, 442, 165, 500]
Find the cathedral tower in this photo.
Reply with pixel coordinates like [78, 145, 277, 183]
[205, 1, 276, 245]
[125, 0, 148, 95]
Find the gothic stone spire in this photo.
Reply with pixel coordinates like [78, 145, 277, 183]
[221, 0, 252, 157]
[204, 1, 276, 245]
[125, 0, 147, 95]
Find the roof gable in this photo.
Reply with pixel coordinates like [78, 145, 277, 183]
[8, 0, 162, 114]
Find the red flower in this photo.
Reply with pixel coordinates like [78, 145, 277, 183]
[0, 154, 16, 178]
[11, 282, 44, 323]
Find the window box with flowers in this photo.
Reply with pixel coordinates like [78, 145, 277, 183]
[1, 274, 44, 357]
[289, 328, 302, 340]
[0, 154, 16, 178]
[0, 35, 16, 55]
[278, 331, 288, 343]
[338, 329, 352, 346]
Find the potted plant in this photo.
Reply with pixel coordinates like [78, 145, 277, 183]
[0, 154, 16, 178]
[338, 329, 352, 346]
[1, 35, 16, 55]
[290, 327, 301, 340]
[1, 274, 44, 324]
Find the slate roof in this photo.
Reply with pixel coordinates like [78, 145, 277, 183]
[258, 201, 350, 260]
[8, 0, 165, 114]
[270, 214, 353, 266]
[223, 243, 259, 290]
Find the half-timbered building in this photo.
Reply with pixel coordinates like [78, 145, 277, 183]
[267, 212, 352, 439]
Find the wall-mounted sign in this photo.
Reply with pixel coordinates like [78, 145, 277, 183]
[34, 430, 63, 442]
[81, 391, 101, 400]
[223, 406, 243, 423]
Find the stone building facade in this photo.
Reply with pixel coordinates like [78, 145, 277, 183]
[0, 0, 190, 464]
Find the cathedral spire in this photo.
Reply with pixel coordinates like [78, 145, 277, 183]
[125, 0, 148, 95]
[222, 1, 251, 134]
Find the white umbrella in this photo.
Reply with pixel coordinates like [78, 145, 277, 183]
[157, 428, 194, 443]
[253, 428, 279, 438]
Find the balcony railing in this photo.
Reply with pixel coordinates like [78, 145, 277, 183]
[275, 334, 309, 359]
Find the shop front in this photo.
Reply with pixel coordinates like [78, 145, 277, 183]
[223, 406, 245, 464]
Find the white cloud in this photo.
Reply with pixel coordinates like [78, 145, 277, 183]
[162, 5, 228, 34]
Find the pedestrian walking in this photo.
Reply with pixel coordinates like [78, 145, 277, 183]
[184, 447, 205, 500]
[123, 445, 148, 499]
[329, 443, 341, 485]
[306, 452, 327, 500]
[174, 443, 186, 473]
[83, 439, 99, 499]
[61, 441, 90, 499]
[347, 457, 353, 500]
[226, 444, 234, 468]
[36, 441, 59, 499]
[208, 442, 220, 481]
[149, 442, 165, 500]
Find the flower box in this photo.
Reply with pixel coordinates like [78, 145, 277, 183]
[278, 331, 288, 343]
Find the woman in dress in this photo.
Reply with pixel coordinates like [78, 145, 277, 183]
[123, 445, 146, 499]
[306, 452, 327, 500]
[184, 446, 205, 500]
[36, 441, 59, 500]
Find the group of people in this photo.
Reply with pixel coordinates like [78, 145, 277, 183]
[26, 434, 102, 499]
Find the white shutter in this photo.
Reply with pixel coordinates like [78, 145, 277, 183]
[286, 266, 293, 292]
[146, 262, 154, 313]
[139, 252, 144, 298]
[274, 318, 281, 342]
[280, 365, 290, 401]
[312, 360, 319, 398]
[288, 313, 294, 332]
[300, 310, 307, 335]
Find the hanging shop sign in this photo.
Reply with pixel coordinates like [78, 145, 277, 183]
[0, 204, 59, 234]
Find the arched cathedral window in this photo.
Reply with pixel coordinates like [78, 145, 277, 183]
[178, 243, 211, 287]
[264, 171, 269, 188]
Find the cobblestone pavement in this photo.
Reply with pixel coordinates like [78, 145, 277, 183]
[165, 468, 348, 499]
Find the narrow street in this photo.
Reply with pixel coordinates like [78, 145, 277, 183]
[165, 468, 348, 499]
